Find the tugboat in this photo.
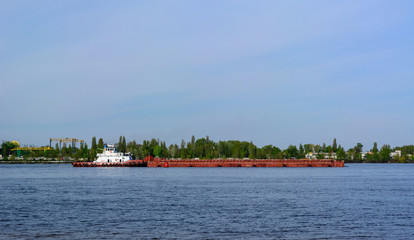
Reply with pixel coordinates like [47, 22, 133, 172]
[72, 144, 144, 167]
[95, 144, 132, 163]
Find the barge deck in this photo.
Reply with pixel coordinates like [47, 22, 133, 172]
[73, 156, 344, 167]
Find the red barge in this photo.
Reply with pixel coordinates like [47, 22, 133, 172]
[73, 155, 344, 168]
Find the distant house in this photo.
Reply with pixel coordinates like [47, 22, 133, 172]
[305, 152, 314, 159]
[306, 152, 337, 159]
[361, 152, 372, 159]
[390, 150, 401, 159]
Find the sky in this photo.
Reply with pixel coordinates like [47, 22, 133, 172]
[1, 0, 413, 150]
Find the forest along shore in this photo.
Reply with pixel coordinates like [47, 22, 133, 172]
[2, 136, 414, 163]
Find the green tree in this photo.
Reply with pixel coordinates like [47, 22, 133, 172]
[195, 138, 207, 158]
[317, 153, 325, 159]
[83, 143, 89, 159]
[122, 136, 126, 153]
[298, 144, 305, 158]
[127, 140, 140, 159]
[314, 145, 321, 154]
[91, 137, 97, 150]
[372, 142, 378, 154]
[262, 145, 273, 159]
[55, 143, 59, 152]
[322, 143, 327, 152]
[180, 139, 186, 158]
[1, 141, 19, 159]
[336, 148, 346, 160]
[89, 148, 97, 161]
[161, 141, 168, 157]
[332, 138, 337, 152]
[217, 141, 228, 158]
[97, 138, 104, 153]
[248, 142, 256, 159]
[118, 136, 123, 152]
[141, 140, 150, 157]
[190, 136, 196, 158]
[154, 145, 162, 157]
[379, 144, 391, 163]
[169, 144, 177, 158]
[61, 143, 67, 157]
[230, 141, 241, 158]
[355, 143, 363, 153]
[303, 144, 313, 154]
[285, 145, 298, 159]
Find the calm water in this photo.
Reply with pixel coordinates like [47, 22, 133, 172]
[0, 164, 413, 240]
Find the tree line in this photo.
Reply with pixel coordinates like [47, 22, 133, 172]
[1, 137, 414, 163]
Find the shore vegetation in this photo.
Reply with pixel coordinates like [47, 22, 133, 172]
[1, 137, 413, 163]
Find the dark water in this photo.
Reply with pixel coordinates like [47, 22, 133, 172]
[0, 164, 413, 240]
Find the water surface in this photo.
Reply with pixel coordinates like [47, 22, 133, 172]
[1, 164, 413, 239]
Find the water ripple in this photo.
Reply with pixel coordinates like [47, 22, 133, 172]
[0, 164, 413, 239]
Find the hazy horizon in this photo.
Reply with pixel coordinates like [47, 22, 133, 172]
[1, 0, 413, 150]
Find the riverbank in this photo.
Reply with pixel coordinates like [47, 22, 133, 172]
[0, 157, 88, 164]
[0, 160, 77, 164]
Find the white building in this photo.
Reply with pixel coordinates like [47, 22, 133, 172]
[390, 150, 401, 159]
[306, 152, 337, 159]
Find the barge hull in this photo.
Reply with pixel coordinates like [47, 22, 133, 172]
[73, 156, 344, 167]
[147, 158, 344, 168]
[72, 160, 146, 167]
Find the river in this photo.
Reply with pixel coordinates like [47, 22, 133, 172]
[0, 164, 413, 239]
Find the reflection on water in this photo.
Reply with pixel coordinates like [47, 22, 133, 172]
[1, 164, 413, 239]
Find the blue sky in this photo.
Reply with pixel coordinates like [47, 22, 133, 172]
[1, 0, 413, 150]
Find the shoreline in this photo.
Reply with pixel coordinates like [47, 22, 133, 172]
[0, 160, 411, 164]
[0, 160, 78, 164]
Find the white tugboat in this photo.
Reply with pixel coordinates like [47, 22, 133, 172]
[94, 144, 132, 163]
[73, 144, 145, 167]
